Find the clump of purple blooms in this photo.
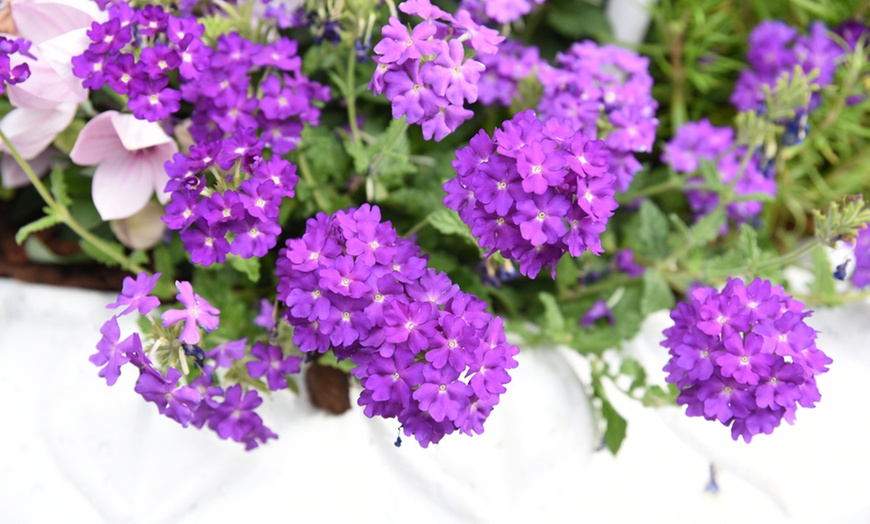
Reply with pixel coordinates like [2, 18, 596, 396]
[444, 110, 617, 279]
[731, 20, 847, 111]
[276, 204, 519, 447]
[459, 0, 545, 24]
[0, 36, 33, 94]
[537, 41, 659, 191]
[369, 0, 504, 141]
[663, 119, 776, 226]
[850, 225, 870, 288]
[662, 277, 831, 442]
[476, 39, 542, 107]
[92, 273, 299, 449]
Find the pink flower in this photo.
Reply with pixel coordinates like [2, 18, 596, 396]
[70, 110, 178, 220]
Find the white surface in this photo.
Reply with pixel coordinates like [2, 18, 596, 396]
[0, 277, 867, 523]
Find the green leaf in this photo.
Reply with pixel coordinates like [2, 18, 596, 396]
[546, 0, 612, 40]
[298, 125, 351, 183]
[688, 207, 726, 246]
[619, 357, 647, 393]
[627, 199, 670, 260]
[641, 270, 675, 315]
[15, 213, 60, 245]
[48, 165, 72, 206]
[227, 254, 261, 282]
[427, 208, 478, 248]
[641, 384, 678, 407]
[318, 349, 357, 373]
[601, 399, 627, 455]
[697, 158, 725, 191]
[538, 291, 566, 335]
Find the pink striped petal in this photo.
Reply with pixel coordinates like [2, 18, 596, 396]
[0, 149, 56, 189]
[91, 153, 159, 220]
[11, 0, 104, 45]
[70, 110, 123, 165]
[37, 28, 93, 95]
[110, 112, 176, 151]
[0, 103, 76, 159]
[6, 47, 86, 109]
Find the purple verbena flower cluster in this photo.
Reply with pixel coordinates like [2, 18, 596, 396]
[444, 110, 617, 279]
[663, 119, 776, 225]
[458, 0, 545, 24]
[850, 225, 870, 288]
[662, 277, 832, 442]
[93, 273, 297, 449]
[731, 20, 846, 111]
[0, 36, 33, 94]
[276, 204, 519, 447]
[71, 3, 207, 121]
[537, 41, 659, 191]
[154, 28, 327, 266]
[477, 39, 542, 107]
[162, 149, 299, 266]
[369, 0, 504, 141]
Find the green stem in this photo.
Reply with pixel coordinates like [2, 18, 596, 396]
[617, 176, 681, 204]
[367, 119, 409, 201]
[346, 40, 362, 146]
[0, 129, 149, 274]
[402, 216, 429, 238]
[297, 150, 330, 211]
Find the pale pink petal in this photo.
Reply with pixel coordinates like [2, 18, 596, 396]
[0, 149, 56, 189]
[110, 112, 176, 151]
[92, 152, 158, 220]
[0, 103, 76, 159]
[70, 110, 123, 165]
[11, 0, 104, 44]
[37, 28, 93, 95]
[6, 47, 86, 109]
[109, 201, 167, 249]
[149, 142, 179, 203]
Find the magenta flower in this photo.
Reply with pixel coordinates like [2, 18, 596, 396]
[161, 280, 220, 344]
[105, 272, 162, 316]
[90, 316, 138, 386]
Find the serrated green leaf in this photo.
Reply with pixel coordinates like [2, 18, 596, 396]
[227, 254, 261, 282]
[298, 125, 351, 183]
[627, 200, 670, 260]
[48, 165, 72, 206]
[641, 271, 675, 315]
[538, 291, 566, 335]
[601, 399, 627, 455]
[15, 213, 60, 245]
[688, 207, 726, 246]
[427, 208, 478, 247]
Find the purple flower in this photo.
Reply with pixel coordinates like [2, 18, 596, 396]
[161, 280, 221, 344]
[246, 342, 302, 391]
[276, 204, 519, 446]
[445, 110, 618, 278]
[662, 277, 831, 442]
[90, 317, 138, 386]
[581, 299, 615, 328]
[851, 226, 870, 288]
[106, 272, 162, 316]
[135, 367, 202, 427]
[207, 384, 276, 449]
[206, 338, 247, 368]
